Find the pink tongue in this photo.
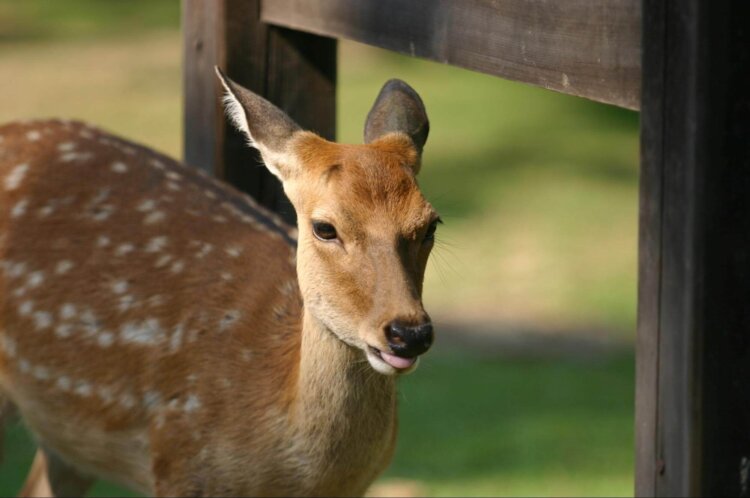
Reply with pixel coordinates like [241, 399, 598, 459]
[380, 351, 416, 369]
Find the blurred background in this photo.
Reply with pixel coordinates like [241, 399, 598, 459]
[0, 1, 638, 496]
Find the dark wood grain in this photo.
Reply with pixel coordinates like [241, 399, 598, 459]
[182, 0, 336, 223]
[183, 0, 222, 177]
[637, 1, 750, 495]
[261, 0, 641, 110]
[634, 0, 664, 495]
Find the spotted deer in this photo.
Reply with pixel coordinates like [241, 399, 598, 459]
[0, 69, 438, 497]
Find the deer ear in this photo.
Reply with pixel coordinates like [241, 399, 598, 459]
[364, 79, 429, 157]
[215, 67, 301, 181]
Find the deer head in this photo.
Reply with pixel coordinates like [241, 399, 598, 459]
[217, 69, 438, 375]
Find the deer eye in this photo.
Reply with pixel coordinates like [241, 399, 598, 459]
[312, 221, 338, 241]
[424, 218, 441, 243]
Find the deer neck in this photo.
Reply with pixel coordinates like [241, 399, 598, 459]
[294, 308, 396, 426]
[286, 308, 397, 490]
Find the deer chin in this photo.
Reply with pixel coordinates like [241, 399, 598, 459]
[365, 346, 420, 375]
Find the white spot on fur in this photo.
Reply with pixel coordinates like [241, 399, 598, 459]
[33, 311, 52, 330]
[11, 198, 29, 218]
[33, 365, 50, 381]
[204, 189, 217, 199]
[117, 294, 135, 312]
[55, 260, 74, 274]
[154, 254, 172, 268]
[5, 163, 29, 190]
[91, 205, 114, 221]
[27, 271, 44, 288]
[18, 358, 30, 374]
[143, 391, 161, 411]
[225, 246, 241, 258]
[147, 295, 164, 307]
[60, 303, 77, 320]
[74, 381, 93, 397]
[115, 243, 135, 256]
[119, 394, 136, 409]
[143, 211, 166, 225]
[194, 242, 213, 259]
[55, 324, 72, 338]
[38, 204, 55, 217]
[145, 236, 167, 252]
[26, 130, 41, 141]
[79, 309, 100, 338]
[57, 142, 76, 152]
[169, 323, 184, 353]
[221, 272, 233, 281]
[166, 171, 182, 181]
[97, 385, 114, 403]
[120, 145, 136, 156]
[97, 331, 115, 348]
[279, 280, 297, 296]
[120, 319, 165, 346]
[111, 280, 128, 294]
[169, 260, 184, 273]
[111, 161, 128, 173]
[183, 394, 201, 413]
[60, 152, 93, 162]
[0, 335, 17, 357]
[80, 129, 94, 139]
[18, 300, 33, 316]
[7, 262, 26, 278]
[149, 158, 165, 170]
[212, 215, 228, 224]
[166, 181, 181, 191]
[137, 199, 156, 212]
[56, 376, 72, 391]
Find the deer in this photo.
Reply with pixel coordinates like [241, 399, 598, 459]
[0, 68, 439, 497]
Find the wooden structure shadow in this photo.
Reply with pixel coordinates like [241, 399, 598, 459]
[182, 1, 750, 496]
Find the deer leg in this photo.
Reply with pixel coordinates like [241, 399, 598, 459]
[18, 448, 95, 498]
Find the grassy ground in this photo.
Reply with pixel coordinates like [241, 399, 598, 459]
[0, 1, 638, 496]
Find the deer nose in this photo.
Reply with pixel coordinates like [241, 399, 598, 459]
[385, 321, 434, 358]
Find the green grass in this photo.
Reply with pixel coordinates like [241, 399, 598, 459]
[0, 0, 179, 41]
[1, 350, 634, 497]
[0, 1, 638, 496]
[390, 351, 634, 496]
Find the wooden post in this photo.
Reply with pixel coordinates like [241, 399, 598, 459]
[636, 1, 750, 495]
[182, 0, 336, 223]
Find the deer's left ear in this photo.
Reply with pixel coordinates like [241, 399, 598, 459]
[364, 79, 429, 171]
[215, 67, 301, 181]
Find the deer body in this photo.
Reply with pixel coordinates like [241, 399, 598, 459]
[0, 74, 435, 496]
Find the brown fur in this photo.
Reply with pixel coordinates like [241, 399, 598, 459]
[0, 119, 436, 496]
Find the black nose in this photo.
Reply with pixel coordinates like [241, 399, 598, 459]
[385, 321, 434, 358]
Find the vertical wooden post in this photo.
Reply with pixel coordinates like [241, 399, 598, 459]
[182, 0, 336, 223]
[637, 1, 750, 495]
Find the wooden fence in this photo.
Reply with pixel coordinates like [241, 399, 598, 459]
[182, 1, 750, 495]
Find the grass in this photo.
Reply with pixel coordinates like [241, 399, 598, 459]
[387, 350, 634, 496]
[0, 1, 638, 496]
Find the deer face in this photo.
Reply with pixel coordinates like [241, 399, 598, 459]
[217, 71, 437, 375]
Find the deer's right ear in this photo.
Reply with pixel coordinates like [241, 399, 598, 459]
[215, 67, 301, 181]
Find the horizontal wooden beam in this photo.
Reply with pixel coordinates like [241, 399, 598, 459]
[261, 0, 641, 110]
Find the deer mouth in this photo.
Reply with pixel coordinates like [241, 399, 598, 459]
[366, 346, 419, 375]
